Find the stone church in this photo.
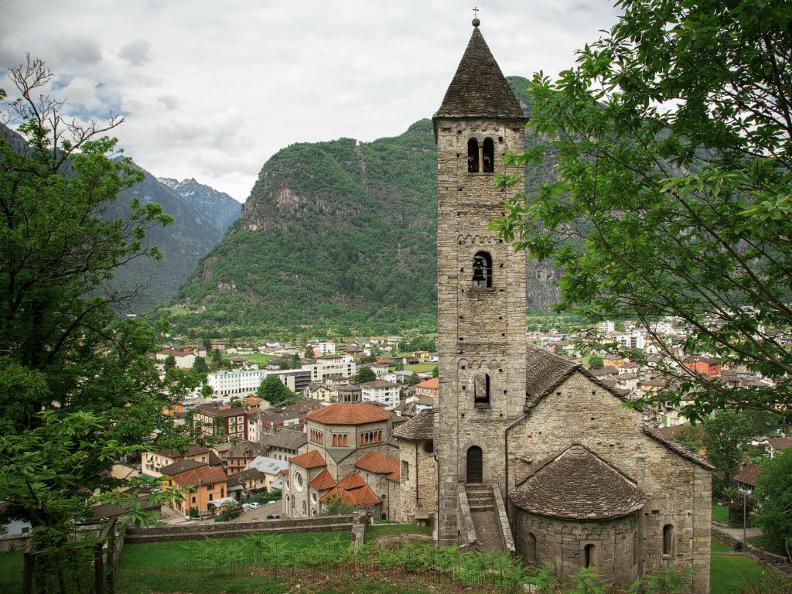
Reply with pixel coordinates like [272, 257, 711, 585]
[429, 19, 713, 591]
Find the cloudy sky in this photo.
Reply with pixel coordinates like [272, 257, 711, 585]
[0, 0, 620, 202]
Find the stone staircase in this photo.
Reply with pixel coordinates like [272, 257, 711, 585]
[465, 484, 506, 552]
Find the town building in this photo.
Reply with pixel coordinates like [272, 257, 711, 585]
[431, 20, 712, 592]
[360, 380, 400, 409]
[682, 355, 722, 378]
[303, 354, 357, 382]
[192, 404, 247, 441]
[140, 445, 212, 478]
[414, 377, 439, 399]
[258, 428, 309, 461]
[161, 463, 228, 518]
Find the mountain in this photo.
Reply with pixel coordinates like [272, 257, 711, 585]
[1, 123, 229, 314]
[102, 167, 228, 314]
[158, 177, 242, 232]
[167, 76, 559, 337]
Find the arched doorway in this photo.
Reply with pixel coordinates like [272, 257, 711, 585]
[466, 446, 483, 483]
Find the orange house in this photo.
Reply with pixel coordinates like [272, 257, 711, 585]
[164, 465, 228, 517]
[682, 356, 721, 377]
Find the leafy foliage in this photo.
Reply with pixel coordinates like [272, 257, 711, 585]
[354, 366, 377, 383]
[754, 448, 792, 559]
[493, 0, 792, 419]
[0, 58, 188, 548]
[256, 375, 296, 406]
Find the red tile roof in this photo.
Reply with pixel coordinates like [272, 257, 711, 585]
[289, 449, 326, 469]
[320, 471, 382, 506]
[416, 377, 439, 390]
[306, 403, 391, 426]
[337, 471, 366, 490]
[308, 469, 336, 491]
[733, 463, 762, 487]
[355, 451, 400, 481]
[171, 466, 227, 488]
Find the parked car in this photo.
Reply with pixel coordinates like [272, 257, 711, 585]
[248, 502, 260, 509]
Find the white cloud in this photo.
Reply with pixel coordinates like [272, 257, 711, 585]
[1, 0, 620, 201]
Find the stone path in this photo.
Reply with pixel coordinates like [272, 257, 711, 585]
[470, 510, 505, 551]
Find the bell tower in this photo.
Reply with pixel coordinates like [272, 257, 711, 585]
[433, 18, 528, 545]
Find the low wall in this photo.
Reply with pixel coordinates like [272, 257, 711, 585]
[0, 533, 30, 553]
[712, 524, 791, 575]
[126, 514, 355, 543]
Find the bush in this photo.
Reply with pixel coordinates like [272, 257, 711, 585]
[214, 504, 242, 522]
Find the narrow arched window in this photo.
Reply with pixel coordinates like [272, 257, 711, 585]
[474, 372, 490, 404]
[663, 524, 674, 555]
[526, 532, 537, 564]
[467, 138, 479, 172]
[472, 251, 492, 288]
[584, 544, 595, 568]
[483, 137, 494, 172]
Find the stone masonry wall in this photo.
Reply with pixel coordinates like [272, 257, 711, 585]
[398, 439, 437, 523]
[436, 118, 527, 545]
[514, 511, 640, 586]
[506, 372, 711, 593]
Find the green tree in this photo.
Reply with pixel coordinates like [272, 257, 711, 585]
[494, 0, 792, 420]
[202, 336, 212, 351]
[0, 58, 186, 549]
[588, 355, 604, 369]
[320, 494, 354, 516]
[432, 366, 439, 378]
[256, 375, 296, 407]
[193, 356, 208, 374]
[754, 448, 792, 558]
[304, 344, 315, 360]
[407, 372, 420, 387]
[201, 384, 214, 398]
[354, 366, 377, 383]
[164, 354, 176, 370]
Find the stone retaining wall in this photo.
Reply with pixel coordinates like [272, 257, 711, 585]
[126, 514, 354, 543]
[712, 524, 791, 576]
[0, 533, 30, 553]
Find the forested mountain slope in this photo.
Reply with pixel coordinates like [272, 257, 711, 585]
[167, 76, 560, 337]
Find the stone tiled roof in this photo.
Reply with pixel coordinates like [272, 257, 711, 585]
[524, 345, 579, 406]
[642, 427, 714, 470]
[434, 26, 525, 121]
[510, 445, 645, 520]
[159, 459, 207, 476]
[306, 402, 391, 426]
[153, 444, 209, 458]
[393, 410, 436, 440]
[259, 429, 308, 452]
[289, 449, 326, 469]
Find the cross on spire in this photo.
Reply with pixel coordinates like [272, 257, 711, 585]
[472, 6, 480, 27]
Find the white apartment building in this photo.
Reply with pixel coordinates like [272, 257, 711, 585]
[597, 320, 615, 334]
[303, 354, 356, 383]
[310, 341, 336, 355]
[207, 369, 310, 399]
[615, 331, 646, 350]
[360, 380, 400, 409]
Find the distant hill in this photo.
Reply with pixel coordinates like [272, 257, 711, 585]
[158, 177, 241, 232]
[105, 167, 228, 314]
[165, 76, 560, 338]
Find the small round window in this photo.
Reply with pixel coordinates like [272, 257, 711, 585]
[423, 440, 434, 454]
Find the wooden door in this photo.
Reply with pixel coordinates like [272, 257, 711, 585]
[466, 446, 483, 483]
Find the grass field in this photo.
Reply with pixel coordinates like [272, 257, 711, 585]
[0, 550, 22, 593]
[711, 537, 732, 553]
[404, 362, 436, 374]
[3, 529, 785, 594]
[223, 352, 272, 366]
[712, 503, 729, 523]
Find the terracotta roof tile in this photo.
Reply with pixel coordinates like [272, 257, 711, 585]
[171, 466, 227, 488]
[733, 463, 762, 487]
[416, 377, 439, 390]
[337, 471, 366, 490]
[308, 469, 336, 491]
[510, 445, 645, 520]
[305, 402, 391, 426]
[289, 450, 326, 469]
[355, 451, 400, 477]
[159, 459, 207, 476]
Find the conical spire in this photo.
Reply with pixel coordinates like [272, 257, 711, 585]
[434, 26, 525, 120]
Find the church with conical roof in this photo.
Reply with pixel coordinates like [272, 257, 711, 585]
[426, 18, 713, 591]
